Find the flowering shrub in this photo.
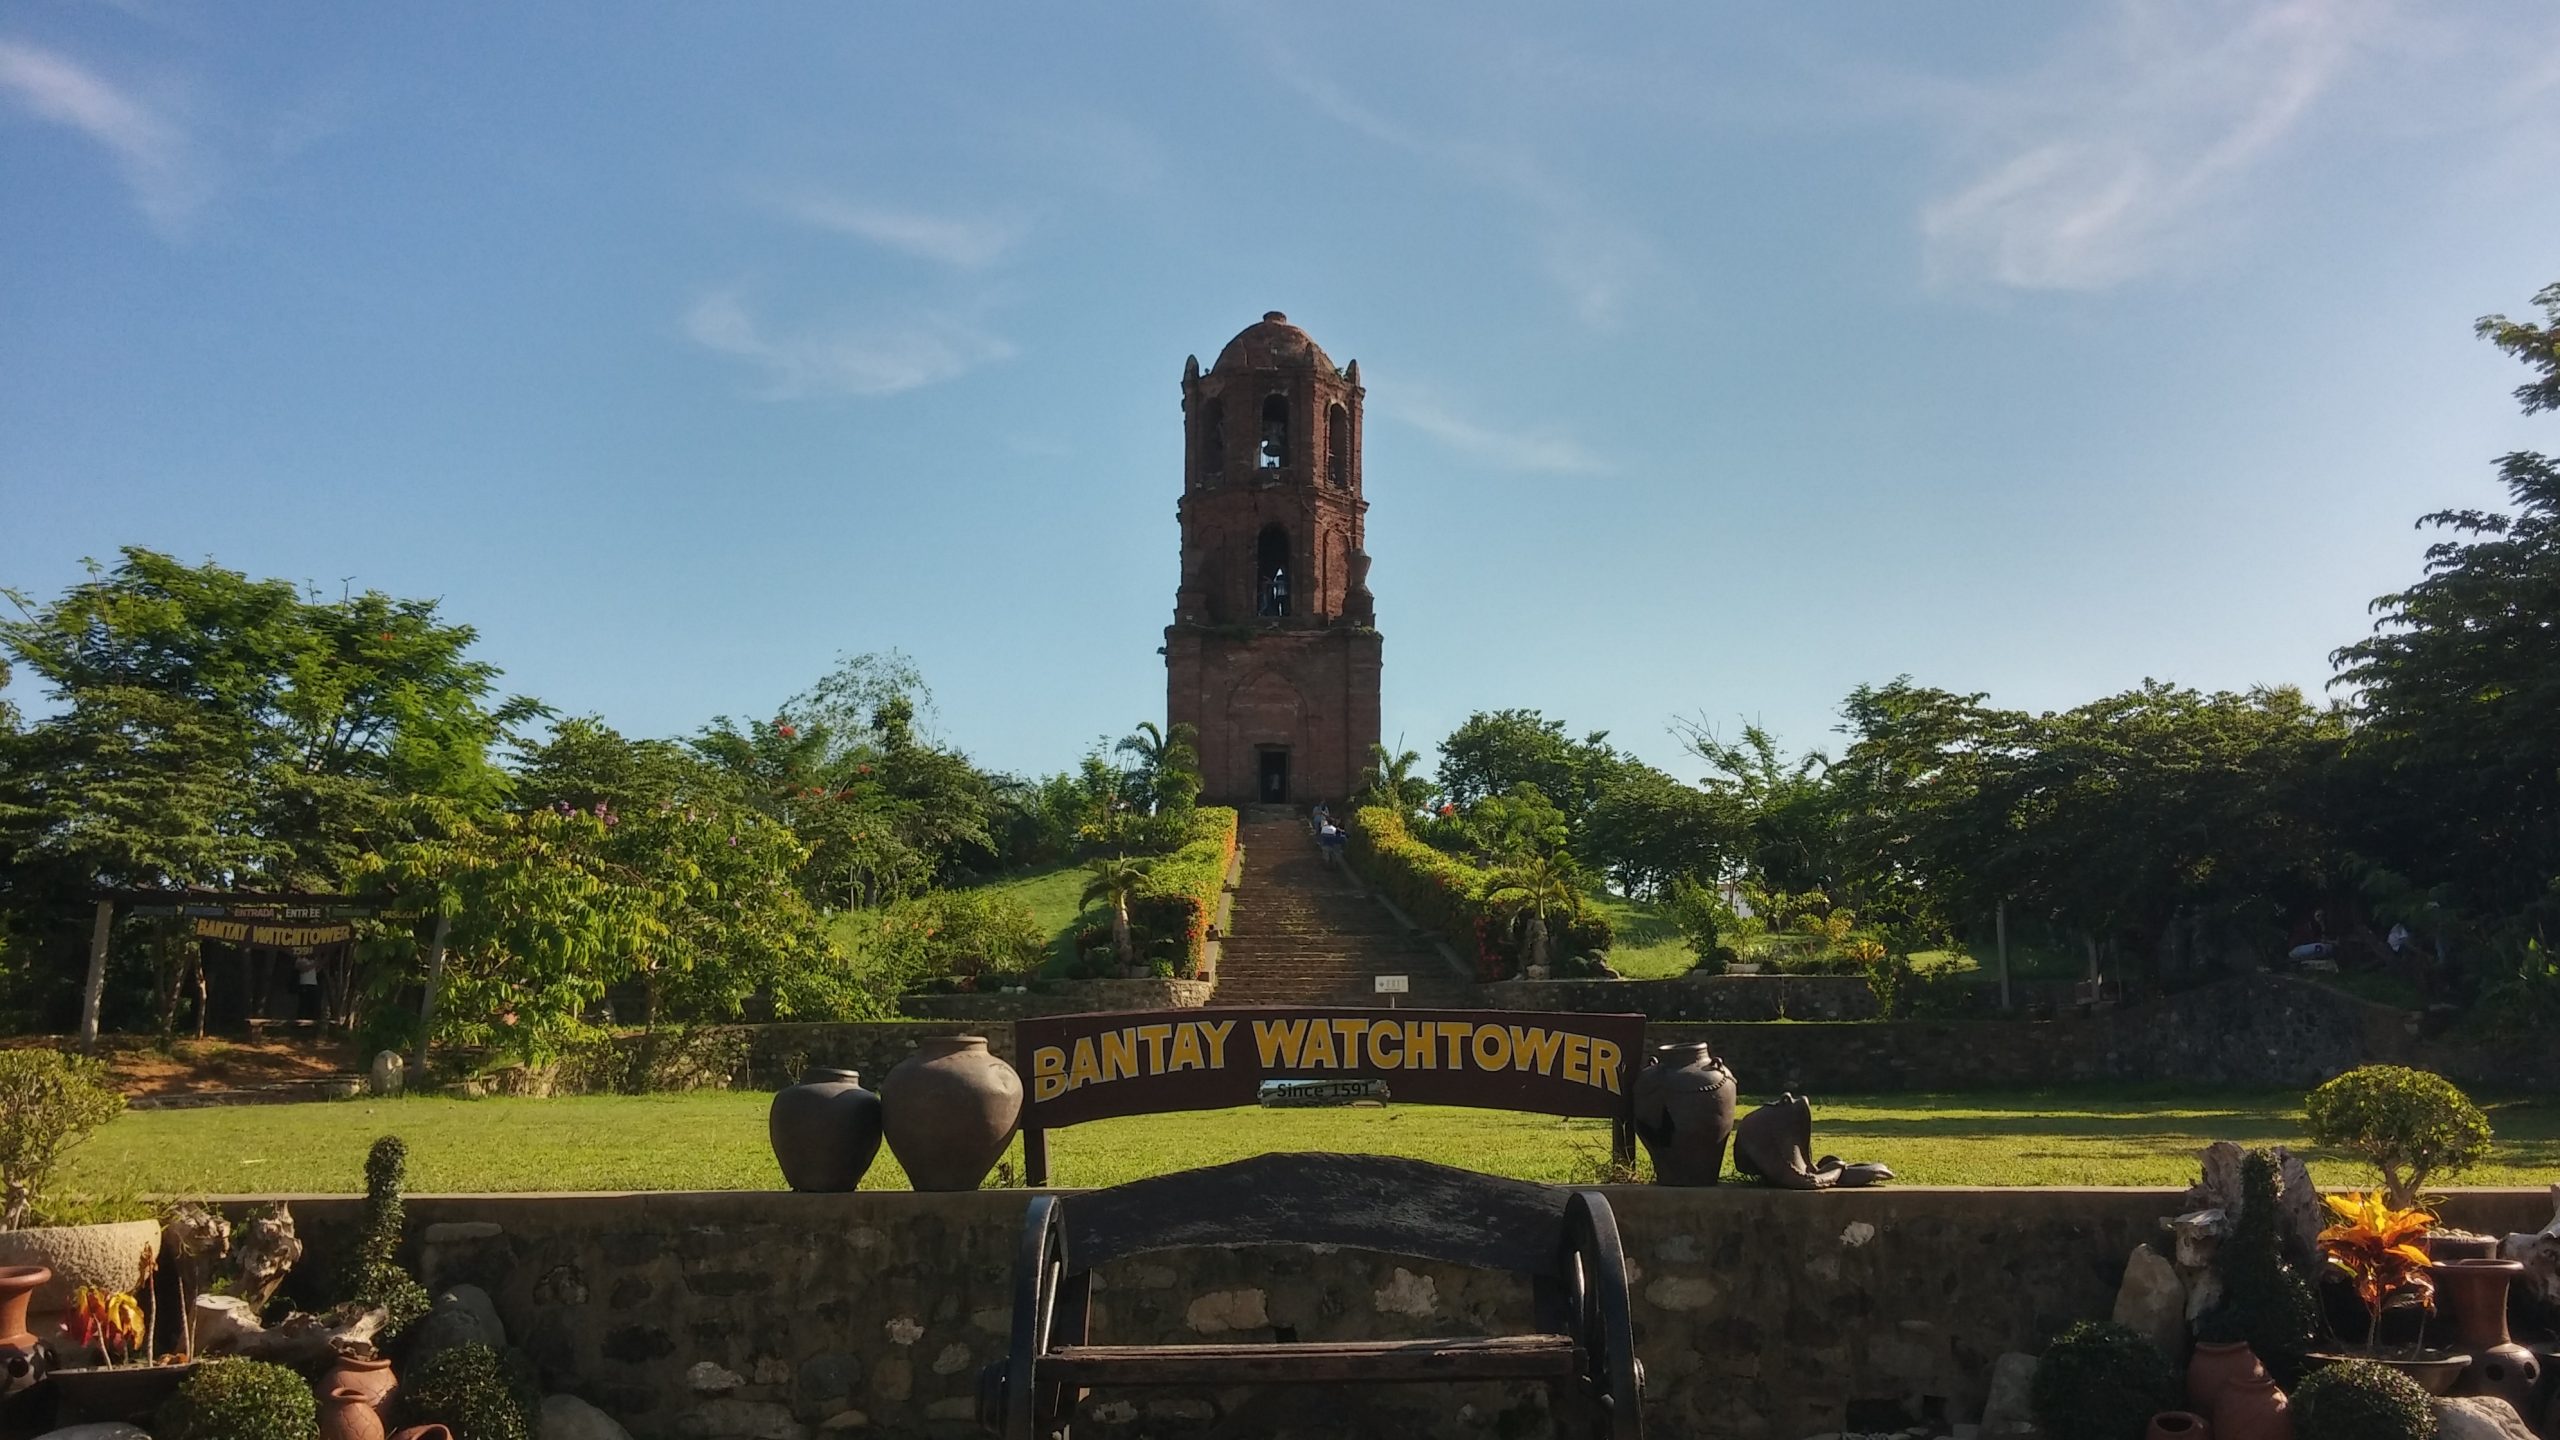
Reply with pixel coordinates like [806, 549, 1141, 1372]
[1131, 807, 1237, 973]
[1349, 807, 1609, 976]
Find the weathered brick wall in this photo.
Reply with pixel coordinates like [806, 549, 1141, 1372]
[254, 1187, 2556, 1440]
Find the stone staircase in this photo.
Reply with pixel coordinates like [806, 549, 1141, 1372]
[1213, 805, 1476, 1007]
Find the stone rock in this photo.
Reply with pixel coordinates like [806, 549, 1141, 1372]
[817, 1412, 868, 1432]
[437, 1283, 507, 1346]
[32, 1427, 151, 1440]
[2500, 1181, 2560, 1312]
[930, 1342, 972, 1376]
[370, 1049, 406, 1095]
[1979, 1352, 2037, 1432]
[680, 1397, 805, 1439]
[687, 1361, 744, 1394]
[1184, 1288, 1267, 1334]
[543, 1394, 635, 1440]
[2110, 1243, 2187, 1358]
[1373, 1267, 1438, 1317]
[405, 1290, 497, 1369]
[2433, 1396, 2538, 1440]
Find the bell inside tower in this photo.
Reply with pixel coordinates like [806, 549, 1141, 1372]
[1256, 524, 1291, 617]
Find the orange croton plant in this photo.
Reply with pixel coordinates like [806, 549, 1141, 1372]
[2316, 1190, 2438, 1350]
[64, 1286, 147, 1366]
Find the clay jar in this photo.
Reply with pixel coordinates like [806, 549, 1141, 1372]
[321, 1352, 398, 1414]
[768, 1067, 886, 1192]
[0, 1266, 44, 1350]
[2212, 1374, 2292, 1440]
[881, 1035, 1023, 1192]
[320, 1386, 387, 1440]
[389, 1428, 455, 1440]
[1631, 1042, 1737, 1186]
[2146, 1413, 2211, 1440]
[2425, 1233, 2499, 1262]
[2186, 1341, 2266, 1416]
[2431, 1258, 2543, 1415]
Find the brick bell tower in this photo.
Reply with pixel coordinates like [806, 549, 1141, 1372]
[1165, 312, 1382, 807]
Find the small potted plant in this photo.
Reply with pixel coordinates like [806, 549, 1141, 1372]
[2312, 1190, 2469, 1394]
[0, 1050, 161, 1345]
[47, 1276, 197, 1424]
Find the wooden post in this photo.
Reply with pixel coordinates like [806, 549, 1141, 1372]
[412, 911, 451, 1080]
[1022, 1126, 1050, 1188]
[1995, 900, 2010, 1012]
[79, 899, 114, 1054]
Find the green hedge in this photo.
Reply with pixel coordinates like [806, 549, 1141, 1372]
[1136, 806, 1237, 977]
[1345, 807, 1612, 978]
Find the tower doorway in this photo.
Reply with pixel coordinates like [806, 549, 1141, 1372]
[1258, 748, 1290, 803]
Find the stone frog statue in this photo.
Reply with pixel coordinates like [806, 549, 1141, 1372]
[1732, 1093, 1894, 1190]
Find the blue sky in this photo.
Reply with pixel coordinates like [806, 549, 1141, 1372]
[4, 2, 2557, 782]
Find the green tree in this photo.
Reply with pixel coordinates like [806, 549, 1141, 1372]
[1581, 763, 1742, 899]
[2334, 280, 2560, 935]
[1354, 743, 1438, 816]
[1436, 709, 1625, 842]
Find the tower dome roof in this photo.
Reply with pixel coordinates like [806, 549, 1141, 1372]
[1212, 311, 1338, 376]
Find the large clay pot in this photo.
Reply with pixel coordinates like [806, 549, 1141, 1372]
[0, 1264, 46, 1397]
[0, 1265, 42, 1350]
[321, 1352, 398, 1414]
[2431, 1258, 2543, 1416]
[0, 1221, 160, 1341]
[320, 1386, 388, 1440]
[2147, 1411, 2212, 1440]
[2212, 1374, 2292, 1440]
[769, 1067, 885, 1192]
[2187, 1341, 2266, 1417]
[1631, 1043, 1738, 1186]
[881, 1035, 1022, 1192]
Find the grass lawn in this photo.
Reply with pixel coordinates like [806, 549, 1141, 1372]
[58, 1089, 2560, 1195]
[1586, 892, 1690, 980]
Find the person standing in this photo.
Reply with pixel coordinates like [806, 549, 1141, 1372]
[293, 951, 323, 1025]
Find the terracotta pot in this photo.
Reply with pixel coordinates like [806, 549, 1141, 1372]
[2188, 1341, 2266, 1417]
[2425, 1233, 2500, 1262]
[321, 1351, 398, 1414]
[881, 1035, 1023, 1192]
[2212, 1374, 2291, 1440]
[321, 1386, 388, 1440]
[1631, 1042, 1737, 1186]
[769, 1066, 885, 1192]
[2147, 1411, 2212, 1440]
[2431, 1258, 2543, 1416]
[0, 1265, 44, 1350]
[390, 1427, 455, 1440]
[0, 1220, 161, 1340]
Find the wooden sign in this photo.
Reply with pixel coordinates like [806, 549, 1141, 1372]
[1259, 1078, 1390, 1107]
[192, 918, 356, 948]
[1373, 974, 1409, 994]
[1012, 1007, 1643, 1183]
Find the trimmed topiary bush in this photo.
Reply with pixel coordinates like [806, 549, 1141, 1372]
[346, 1134, 432, 1338]
[2218, 1148, 2322, 1385]
[2291, 1357, 2436, 1440]
[2304, 1065, 2491, 1207]
[400, 1340, 541, 1440]
[157, 1355, 319, 1440]
[2028, 1319, 2177, 1440]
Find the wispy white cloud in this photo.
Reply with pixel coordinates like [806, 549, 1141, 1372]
[685, 288, 1015, 400]
[0, 36, 209, 235]
[767, 190, 1021, 269]
[1917, 0, 2381, 291]
[1382, 389, 1609, 475]
[1268, 53, 1669, 330]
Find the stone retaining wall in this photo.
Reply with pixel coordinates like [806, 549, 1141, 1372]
[250, 1186, 2556, 1440]
[899, 978, 1216, 1022]
[1486, 973, 1882, 1020]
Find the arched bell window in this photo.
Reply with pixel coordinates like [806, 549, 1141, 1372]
[1259, 394, 1289, 469]
[1255, 524, 1292, 617]
[1326, 403, 1350, 488]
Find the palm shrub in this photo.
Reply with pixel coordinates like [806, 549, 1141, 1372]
[401, 1341, 542, 1440]
[2303, 1066, 2491, 1208]
[345, 1135, 431, 1338]
[2213, 1148, 2323, 1385]
[158, 1356, 319, 1440]
[2289, 1357, 2436, 1440]
[2027, 1320, 2176, 1440]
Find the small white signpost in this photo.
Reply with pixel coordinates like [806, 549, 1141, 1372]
[1373, 973, 1408, 1009]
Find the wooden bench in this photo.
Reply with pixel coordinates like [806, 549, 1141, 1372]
[976, 1152, 1643, 1439]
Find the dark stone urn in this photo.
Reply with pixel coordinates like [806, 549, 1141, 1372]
[2431, 1257, 2543, 1415]
[881, 1035, 1023, 1192]
[768, 1067, 885, 1192]
[1631, 1041, 1738, 1186]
